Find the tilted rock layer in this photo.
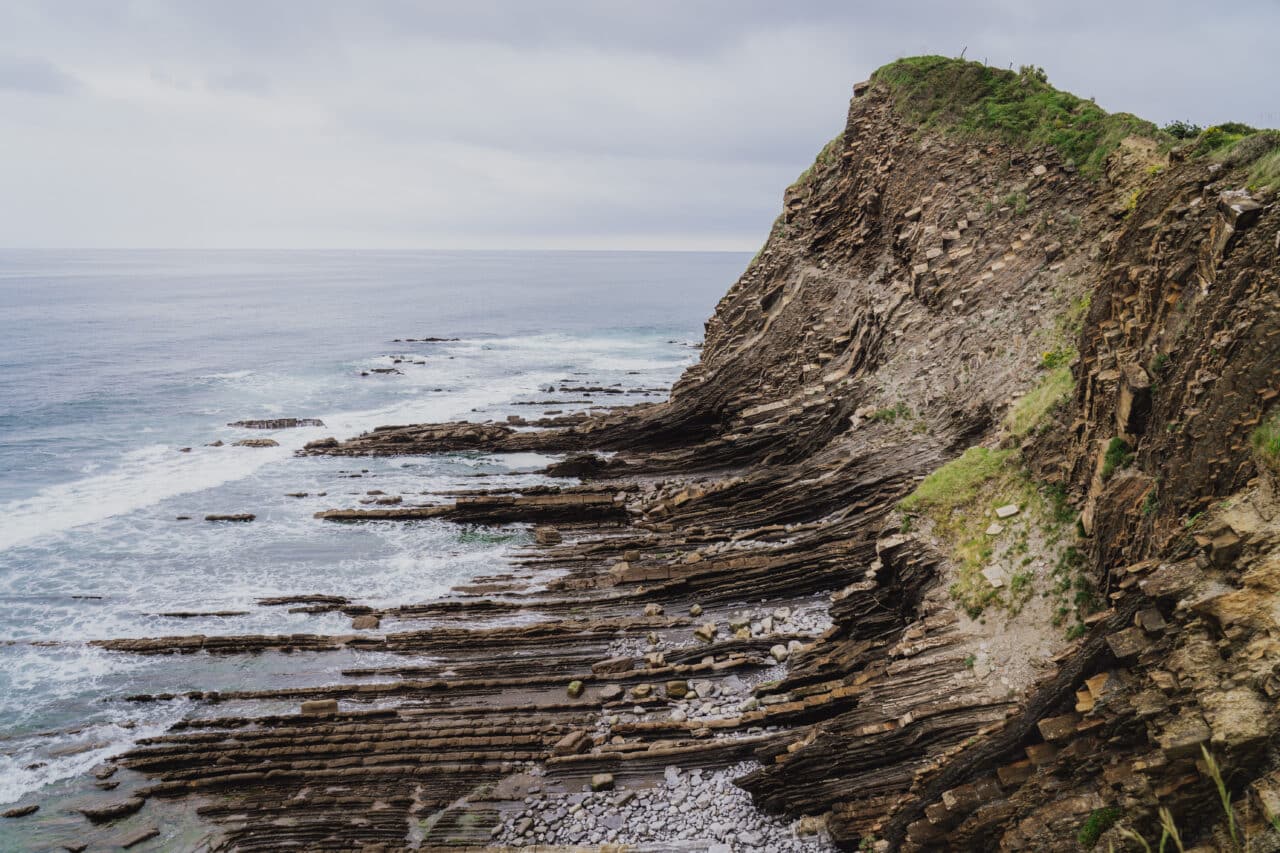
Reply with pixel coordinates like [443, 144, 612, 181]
[73, 59, 1279, 851]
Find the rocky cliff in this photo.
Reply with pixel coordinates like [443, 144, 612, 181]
[67, 57, 1280, 851]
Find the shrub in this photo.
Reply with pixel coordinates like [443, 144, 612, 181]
[1162, 119, 1202, 139]
[1191, 122, 1258, 157]
[1101, 437, 1134, 480]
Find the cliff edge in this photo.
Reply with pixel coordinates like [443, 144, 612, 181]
[85, 57, 1280, 852]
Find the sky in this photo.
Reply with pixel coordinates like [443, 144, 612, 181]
[0, 1, 1275, 250]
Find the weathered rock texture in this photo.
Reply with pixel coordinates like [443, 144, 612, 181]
[57, 60, 1280, 852]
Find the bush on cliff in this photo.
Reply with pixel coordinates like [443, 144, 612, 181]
[872, 55, 1161, 175]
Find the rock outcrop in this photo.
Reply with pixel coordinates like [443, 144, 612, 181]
[52, 58, 1280, 851]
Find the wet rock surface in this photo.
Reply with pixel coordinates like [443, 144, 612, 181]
[38, 63, 1280, 852]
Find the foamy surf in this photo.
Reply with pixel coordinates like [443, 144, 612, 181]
[0, 368, 555, 553]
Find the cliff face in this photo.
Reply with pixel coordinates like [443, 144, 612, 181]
[91, 59, 1279, 852]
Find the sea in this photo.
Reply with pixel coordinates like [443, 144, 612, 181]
[0, 249, 743, 842]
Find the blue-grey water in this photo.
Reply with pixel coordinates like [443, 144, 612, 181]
[0, 249, 743, 819]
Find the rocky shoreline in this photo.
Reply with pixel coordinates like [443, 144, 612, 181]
[10, 58, 1280, 851]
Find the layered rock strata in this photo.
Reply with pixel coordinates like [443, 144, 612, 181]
[41, 60, 1280, 851]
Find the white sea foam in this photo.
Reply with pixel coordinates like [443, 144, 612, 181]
[0, 367, 555, 553]
[0, 704, 187, 805]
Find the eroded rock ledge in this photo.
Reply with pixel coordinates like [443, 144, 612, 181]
[49, 59, 1280, 851]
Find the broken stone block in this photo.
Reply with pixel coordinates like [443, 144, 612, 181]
[1116, 362, 1152, 435]
[1158, 712, 1211, 758]
[985, 522, 1004, 536]
[643, 603, 664, 617]
[566, 680, 584, 698]
[981, 566, 1007, 589]
[301, 699, 338, 716]
[665, 680, 688, 699]
[1106, 627, 1150, 659]
[995, 504, 1020, 519]
[1218, 191, 1263, 230]
[694, 622, 717, 642]
[350, 614, 380, 630]
[1037, 713, 1081, 742]
[533, 526, 562, 545]
[1208, 531, 1243, 568]
[590, 773, 615, 791]
[553, 729, 592, 756]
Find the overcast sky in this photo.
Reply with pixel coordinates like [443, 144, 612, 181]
[0, 1, 1275, 250]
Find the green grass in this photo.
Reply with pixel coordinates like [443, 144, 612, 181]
[1191, 122, 1258, 157]
[871, 56, 1162, 175]
[1247, 146, 1280, 190]
[870, 401, 911, 423]
[1101, 437, 1134, 480]
[1252, 410, 1280, 472]
[1077, 806, 1122, 848]
[1006, 366, 1073, 439]
[899, 447, 1046, 616]
[788, 133, 844, 193]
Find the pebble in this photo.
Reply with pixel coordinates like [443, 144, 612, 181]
[494, 761, 833, 850]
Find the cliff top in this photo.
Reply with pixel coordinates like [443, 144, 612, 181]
[870, 55, 1162, 175]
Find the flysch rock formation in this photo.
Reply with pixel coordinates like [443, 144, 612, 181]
[38, 58, 1280, 851]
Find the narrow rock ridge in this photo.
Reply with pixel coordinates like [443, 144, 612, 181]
[59, 59, 1280, 851]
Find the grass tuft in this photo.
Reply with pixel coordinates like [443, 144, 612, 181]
[1253, 410, 1280, 472]
[1077, 806, 1123, 849]
[1101, 437, 1133, 480]
[1006, 366, 1073, 440]
[871, 56, 1162, 175]
[788, 134, 844, 193]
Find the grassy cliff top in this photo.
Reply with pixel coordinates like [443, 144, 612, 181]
[871, 56, 1163, 175]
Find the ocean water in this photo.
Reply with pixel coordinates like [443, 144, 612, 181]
[0, 249, 743, 814]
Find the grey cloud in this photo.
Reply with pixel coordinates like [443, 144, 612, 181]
[0, 55, 78, 94]
[0, 1, 1278, 249]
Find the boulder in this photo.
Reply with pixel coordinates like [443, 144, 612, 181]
[665, 680, 689, 699]
[566, 680, 584, 699]
[350, 615, 381, 630]
[232, 438, 279, 448]
[590, 773, 615, 792]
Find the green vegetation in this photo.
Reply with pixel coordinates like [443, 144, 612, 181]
[871, 56, 1162, 175]
[899, 447, 1028, 615]
[1117, 746, 1270, 852]
[1002, 190, 1028, 215]
[1252, 410, 1280, 472]
[1190, 122, 1259, 157]
[869, 401, 912, 423]
[788, 133, 844, 193]
[1006, 366, 1073, 439]
[1039, 346, 1073, 369]
[1101, 437, 1134, 480]
[1077, 806, 1122, 848]
[1162, 119, 1203, 139]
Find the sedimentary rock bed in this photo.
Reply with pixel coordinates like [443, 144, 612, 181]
[45, 59, 1280, 852]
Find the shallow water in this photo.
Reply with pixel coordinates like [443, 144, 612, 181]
[0, 249, 743, 815]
